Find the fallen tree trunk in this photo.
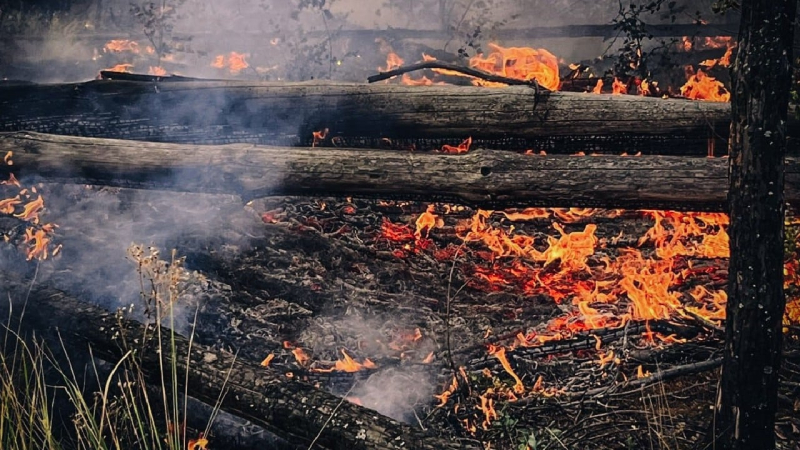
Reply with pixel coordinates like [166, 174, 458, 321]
[0, 79, 729, 154]
[1, 278, 477, 450]
[3, 132, 800, 211]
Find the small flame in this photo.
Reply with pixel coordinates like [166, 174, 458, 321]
[441, 137, 472, 154]
[148, 66, 167, 76]
[104, 39, 139, 53]
[415, 205, 442, 239]
[592, 79, 603, 94]
[260, 354, 274, 367]
[612, 78, 627, 95]
[312, 128, 329, 147]
[211, 52, 249, 75]
[487, 345, 525, 394]
[104, 63, 134, 73]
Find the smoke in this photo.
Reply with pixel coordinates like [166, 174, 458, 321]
[350, 367, 436, 423]
[0, 0, 732, 84]
[27, 183, 260, 334]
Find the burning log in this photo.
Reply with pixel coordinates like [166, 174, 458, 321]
[3, 279, 478, 450]
[0, 79, 731, 153]
[3, 132, 800, 211]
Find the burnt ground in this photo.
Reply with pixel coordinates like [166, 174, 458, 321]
[1, 183, 799, 449]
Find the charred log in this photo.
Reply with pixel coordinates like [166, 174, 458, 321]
[4, 132, 800, 211]
[0, 79, 731, 154]
[2, 278, 478, 450]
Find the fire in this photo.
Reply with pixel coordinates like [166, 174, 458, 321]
[260, 354, 274, 367]
[680, 67, 730, 102]
[700, 45, 735, 69]
[487, 345, 524, 394]
[441, 137, 472, 154]
[415, 204, 442, 239]
[104, 39, 140, 53]
[187, 435, 209, 450]
[15, 196, 44, 223]
[311, 349, 377, 373]
[148, 66, 167, 76]
[211, 52, 250, 75]
[24, 227, 52, 261]
[3, 151, 12, 165]
[291, 347, 310, 366]
[104, 63, 134, 73]
[592, 79, 603, 94]
[379, 52, 405, 72]
[312, 128, 329, 147]
[478, 388, 498, 429]
[612, 78, 627, 95]
[0, 196, 21, 214]
[469, 43, 560, 91]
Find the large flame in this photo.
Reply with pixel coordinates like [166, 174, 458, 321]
[469, 43, 560, 91]
[680, 67, 730, 102]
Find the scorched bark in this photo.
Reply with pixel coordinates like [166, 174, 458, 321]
[0, 79, 730, 150]
[3, 132, 800, 211]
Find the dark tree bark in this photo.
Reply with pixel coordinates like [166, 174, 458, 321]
[5, 132, 800, 211]
[0, 79, 731, 154]
[715, 1, 796, 449]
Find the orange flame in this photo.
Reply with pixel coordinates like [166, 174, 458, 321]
[469, 43, 560, 91]
[441, 137, 472, 154]
[260, 354, 275, 367]
[15, 196, 44, 223]
[487, 345, 525, 394]
[592, 79, 603, 94]
[104, 63, 134, 73]
[415, 205, 442, 239]
[148, 66, 167, 76]
[612, 78, 627, 95]
[680, 67, 730, 102]
[212, 52, 249, 75]
[104, 39, 139, 53]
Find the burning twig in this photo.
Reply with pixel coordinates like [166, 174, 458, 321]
[367, 60, 545, 95]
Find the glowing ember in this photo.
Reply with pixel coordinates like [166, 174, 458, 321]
[260, 354, 275, 367]
[681, 67, 730, 102]
[188, 435, 209, 450]
[441, 137, 472, 154]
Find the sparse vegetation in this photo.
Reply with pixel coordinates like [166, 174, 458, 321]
[0, 244, 215, 450]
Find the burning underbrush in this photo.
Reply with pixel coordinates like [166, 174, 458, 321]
[1, 177, 800, 447]
[204, 195, 800, 447]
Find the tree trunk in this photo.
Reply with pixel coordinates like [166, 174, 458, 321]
[715, 1, 796, 449]
[0, 79, 730, 154]
[1, 279, 478, 450]
[5, 132, 800, 211]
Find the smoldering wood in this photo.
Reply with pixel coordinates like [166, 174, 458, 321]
[0, 79, 731, 154]
[4, 132, 800, 212]
[2, 279, 478, 450]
